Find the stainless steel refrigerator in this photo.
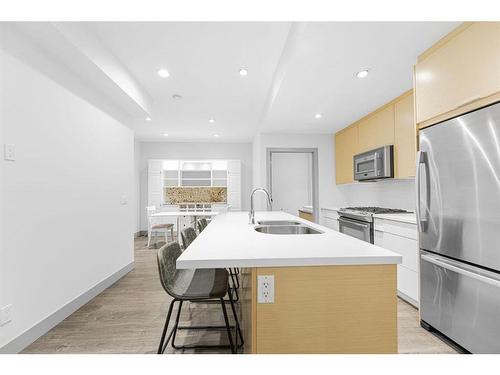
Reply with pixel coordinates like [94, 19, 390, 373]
[417, 101, 500, 353]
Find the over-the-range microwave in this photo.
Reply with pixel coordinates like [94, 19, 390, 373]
[353, 145, 394, 181]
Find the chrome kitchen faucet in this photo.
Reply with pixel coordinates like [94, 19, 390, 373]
[249, 188, 273, 224]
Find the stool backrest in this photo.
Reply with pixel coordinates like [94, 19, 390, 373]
[157, 242, 183, 296]
[197, 218, 208, 232]
[181, 227, 197, 249]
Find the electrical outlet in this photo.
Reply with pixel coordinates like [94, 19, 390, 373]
[4, 144, 16, 161]
[257, 275, 274, 303]
[0, 304, 13, 327]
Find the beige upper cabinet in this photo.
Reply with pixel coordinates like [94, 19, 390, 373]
[394, 92, 416, 178]
[335, 125, 358, 184]
[357, 106, 395, 152]
[415, 22, 500, 126]
[334, 90, 416, 184]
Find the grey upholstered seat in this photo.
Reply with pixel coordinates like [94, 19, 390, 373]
[156, 242, 242, 354]
[197, 218, 208, 232]
[181, 227, 197, 249]
[157, 242, 228, 300]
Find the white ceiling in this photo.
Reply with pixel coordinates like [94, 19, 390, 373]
[7, 22, 460, 141]
[88, 22, 292, 141]
[262, 22, 460, 133]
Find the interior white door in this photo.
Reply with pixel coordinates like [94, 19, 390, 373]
[270, 152, 312, 215]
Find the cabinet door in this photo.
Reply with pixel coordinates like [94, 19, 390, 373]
[394, 92, 416, 178]
[322, 217, 339, 231]
[415, 22, 500, 125]
[227, 173, 241, 210]
[397, 265, 418, 305]
[357, 105, 395, 152]
[335, 125, 358, 184]
[374, 229, 419, 304]
[227, 160, 241, 174]
[148, 160, 163, 208]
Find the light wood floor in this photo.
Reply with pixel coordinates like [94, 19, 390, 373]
[22, 236, 458, 354]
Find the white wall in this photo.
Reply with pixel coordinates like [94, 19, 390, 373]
[0, 49, 134, 350]
[253, 133, 346, 211]
[138, 141, 253, 231]
[337, 179, 415, 211]
[252, 132, 415, 212]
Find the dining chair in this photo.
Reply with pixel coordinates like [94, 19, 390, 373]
[147, 206, 175, 248]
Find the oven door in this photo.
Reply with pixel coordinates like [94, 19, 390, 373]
[338, 216, 372, 243]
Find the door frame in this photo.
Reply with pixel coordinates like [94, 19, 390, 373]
[266, 148, 319, 223]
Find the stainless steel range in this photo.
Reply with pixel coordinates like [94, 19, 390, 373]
[338, 207, 410, 243]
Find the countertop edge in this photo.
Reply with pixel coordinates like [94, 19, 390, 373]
[177, 255, 402, 269]
[373, 213, 417, 225]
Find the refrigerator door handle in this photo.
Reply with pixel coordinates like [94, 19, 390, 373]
[422, 253, 500, 288]
[415, 150, 428, 232]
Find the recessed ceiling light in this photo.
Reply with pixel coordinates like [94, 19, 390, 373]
[356, 69, 369, 78]
[209, 118, 215, 123]
[163, 133, 169, 137]
[172, 94, 182, 100]
[157, 68, 170, 78]
[145, 117, 152, 121]
[239, 68, 248, 76]
[214, 134, 220, 137]
[315, 113, 322, 119]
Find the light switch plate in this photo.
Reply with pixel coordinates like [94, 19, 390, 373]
[257, 275, 274, 303]
[0, 304, 13, 326]
[120, 195, 128, 205]
[4, 144, 15, 161]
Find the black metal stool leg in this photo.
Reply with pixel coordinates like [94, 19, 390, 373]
[231, 268, 240, 288]
[171, 300, 184, 349]
[220, 298, 236, 354]
[157, 299, 176, 354]
[167, 298, 238, 352]
[228, 281, 244, 348]
[228, 271, 239, 302]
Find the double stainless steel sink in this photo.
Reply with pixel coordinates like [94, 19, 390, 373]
[254, 220, 323, 235]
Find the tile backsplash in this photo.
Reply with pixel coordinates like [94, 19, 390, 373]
[337, 178, 415, 211]
[165, 187, 227, 204]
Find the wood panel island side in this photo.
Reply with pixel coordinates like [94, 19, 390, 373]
[176, 211, 401, 354]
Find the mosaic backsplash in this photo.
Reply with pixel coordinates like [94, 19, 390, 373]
[165, 187, 227, 204]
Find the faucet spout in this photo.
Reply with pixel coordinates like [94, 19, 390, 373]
[249, 188, 273, 224]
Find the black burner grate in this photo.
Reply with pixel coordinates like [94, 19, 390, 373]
[343, 207, 409, 214]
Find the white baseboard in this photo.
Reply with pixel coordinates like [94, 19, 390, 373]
[0, 262, 134, 354]
[398, 291, 419, 308]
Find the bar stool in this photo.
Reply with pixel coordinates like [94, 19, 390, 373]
[196, 218, 208, 232]
[180, 227, 197, 250]
[156, 242, 243, 353]
[181, 227, 240, 301]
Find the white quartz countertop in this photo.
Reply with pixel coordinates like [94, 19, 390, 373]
[177, 211, 402, 269]
[373, 212, 417, 224]
[321, 207, 340, 212]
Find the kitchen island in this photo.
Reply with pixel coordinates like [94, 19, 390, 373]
[177, 211, 402, 354]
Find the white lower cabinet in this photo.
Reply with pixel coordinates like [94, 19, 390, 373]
[320, 208, 339, 231]
[322, 217, 339, 231]
[397, 265, 418, 304]
[374, 219, 419, 306]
